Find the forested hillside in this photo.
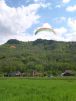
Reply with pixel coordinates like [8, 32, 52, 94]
[0, 39, 76, 75]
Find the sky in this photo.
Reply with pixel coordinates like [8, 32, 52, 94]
[0, 0, 76, 44]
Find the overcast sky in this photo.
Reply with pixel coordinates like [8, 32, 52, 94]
[0, 0, 76, 44]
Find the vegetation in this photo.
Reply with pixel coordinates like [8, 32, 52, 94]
[0, 78, 76, 101]
[0, 39, 76, 75]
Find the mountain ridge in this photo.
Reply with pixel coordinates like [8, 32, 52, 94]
[0, 39, 76, 75]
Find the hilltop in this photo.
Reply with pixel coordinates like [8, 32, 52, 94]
[0, 39, 76, 75]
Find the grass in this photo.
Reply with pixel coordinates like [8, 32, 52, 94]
[0, 77, 76, 101]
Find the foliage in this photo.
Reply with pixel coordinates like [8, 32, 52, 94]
[0, 39, 76, 75]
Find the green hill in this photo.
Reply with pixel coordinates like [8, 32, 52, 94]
[0, 39, 76, 75]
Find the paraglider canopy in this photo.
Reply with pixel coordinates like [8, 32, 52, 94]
[35, 27, 56, 35]
[34, 23, 56, 35]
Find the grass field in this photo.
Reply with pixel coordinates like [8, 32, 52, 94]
[0, 77, 76, 101]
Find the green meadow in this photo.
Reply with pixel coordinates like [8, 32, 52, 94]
[0, 78, 76, 101]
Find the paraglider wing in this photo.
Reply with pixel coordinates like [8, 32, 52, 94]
[35, 27, 56, 35]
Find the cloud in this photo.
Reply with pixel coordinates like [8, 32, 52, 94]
[34, 23, 68, 41]
[53, 17, 76, 41]
[66, 18, 76, 41]
[55, 27, 67, 34]
[33, 23, 55, 40]
[55, 5, 61, 8]
[54, 17, 66, 23]
[0, 0, 53, 44]
[67, 18, 76, 31]
[66, 5, 76, 12]
[0, 0, 76, 44]
[0, 0, 41, 44]
[35, 22, 76, 42]
[60, 18, 76, 41]
[42, 23, 52, 28]
[58, 18, 76, 41]
[40, 2, 52, 9]
[35, 25, 70, 42]
[62, 0, 71, 4]
[56, 0, 71, 9]
[34, 0, 47, 3]
[54, 27, 68, 41]
[34, 0, 52, 9]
